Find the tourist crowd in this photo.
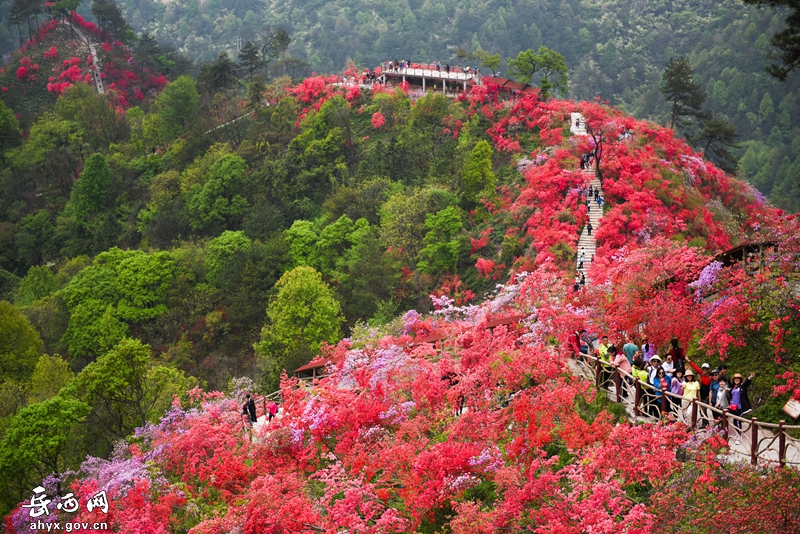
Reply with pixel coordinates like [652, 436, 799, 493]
[568, 331, 756, 442]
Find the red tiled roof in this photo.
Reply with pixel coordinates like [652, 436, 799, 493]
[485, 314, 527, 329]
[520, 86, 541, 95]
[482, 76, 508, 86]
[410, 333, 445, 345]
[502, 80, 526, 91]
[294, 358, 332, 374]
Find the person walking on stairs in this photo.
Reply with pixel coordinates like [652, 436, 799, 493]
[587, 222, 593, 236]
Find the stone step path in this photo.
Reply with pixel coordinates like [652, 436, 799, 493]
[577, 170, 602, 272]
[59, 19, 104, 94]
[572, 112, 602, 286]
[570, 112, 587, 136]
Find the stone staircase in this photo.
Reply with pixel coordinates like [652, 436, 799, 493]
[577, 169, 602, 285]
[570, 112, 587, 136]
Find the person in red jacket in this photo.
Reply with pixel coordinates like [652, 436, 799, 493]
[568, 329, 586, 358]
[686, 358, 713, 404]
[667, 338, 686, 372]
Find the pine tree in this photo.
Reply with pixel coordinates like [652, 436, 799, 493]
[660, 56, 708, 131]
[134, 32, 161, 75]
[238, 41, 263, 76]
[693, 116, 740, 174]
[199, 53, 239, 96]
[744, 0, 800, 80]
[91, 0, 133, 43]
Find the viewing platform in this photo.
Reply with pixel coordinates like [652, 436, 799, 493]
[339, 61, 542, 100]
[377, 63, 480, 93]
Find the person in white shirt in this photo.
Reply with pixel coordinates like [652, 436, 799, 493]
[661, 354, 674, 375]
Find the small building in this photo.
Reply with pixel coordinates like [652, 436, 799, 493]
[482, 76, 541, 98]
[377, 62, 479, 94]
[294, 358, 332, 380]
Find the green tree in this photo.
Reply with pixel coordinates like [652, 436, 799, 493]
[66, 153, 113, 227]
[476, 49, 501, 75]
[0, 378, 28, 423]
[660, 56, 707, 131]
[256, 27, 291, 77]
[744, 0, 800, 80]
[5, 113, 85, 202]
[21, 294, 69, 356]
[56, 83, 127, 150]
[14, 210, 58, 272]
[238, 41, 263, 76]
[507, 46, 568, 97]
[205, 230, 252, 286]
[91, 0, 134, 42]
[186, 153, 250, 231]
[416, 206, 464, 274]
[694, 116, 740, 174]
[62, 300, 127, 365]
[380, 187, 458, 263]
[0, 301, 43, 381]
[255, 266, 343, 388]
[154, 75, 200, 141]
[29, 354, 73, 403]
[66, 337, 196, 444]
[759, 92, 775, 120]
[114, 251, 176, 322]
[0, 99, 21, 158]
[134, 32, 161, 75]
[460, 140, 496, 208]
[199, 53, 240, 96]
[59, 248, 177, 361]
[14, 265, 58, 307]
[53, 0, 81, 18]
[0, 396, 89, 514]
[285, 215, 370, 276]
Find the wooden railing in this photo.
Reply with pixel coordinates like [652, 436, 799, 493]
[238, 390, 283, 432]
[572, 353, 800, 467]
[237, 379, 323, 432]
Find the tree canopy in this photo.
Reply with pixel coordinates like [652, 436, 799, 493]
[256, 266, 343, 387]
[0, 301, 43, 381]
[507, 46, 568, 97]
[661, 56, 708, 131]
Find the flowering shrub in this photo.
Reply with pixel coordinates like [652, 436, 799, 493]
[370, 111, 385, 128]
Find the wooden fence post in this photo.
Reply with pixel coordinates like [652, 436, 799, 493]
[634, 380, 641, 416]
[614, 369, 621, 403]
[778, 420, 786, 468]
[721, 409, 729, 440]
[661, 392, 667, 419]
[691, 399, 698, 430]
[595, 358, 601, 388]
[751, 417, 759, 466]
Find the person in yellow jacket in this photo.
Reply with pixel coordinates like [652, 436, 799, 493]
[681, 368, 701, 411]
[597, 335, 611, 361]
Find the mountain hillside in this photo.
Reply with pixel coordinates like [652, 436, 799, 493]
[0, 15, 168, 128]
[2, 79, 799, 531]
[112, 0, 800, 211]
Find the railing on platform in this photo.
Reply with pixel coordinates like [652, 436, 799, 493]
[237, 378, 320, 433]
[573, 353, 800, 467]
